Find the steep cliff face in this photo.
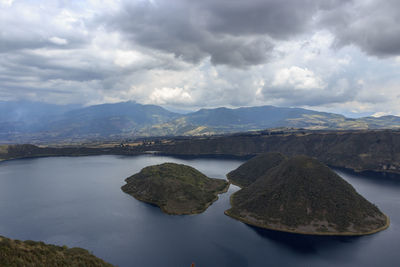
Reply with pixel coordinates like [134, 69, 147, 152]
[2, 130, 400, 175]
[148, 130, 400, 175]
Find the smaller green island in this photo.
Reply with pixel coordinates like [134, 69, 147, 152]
[0, 236, 113, 266]
[121, 163, 229, 215]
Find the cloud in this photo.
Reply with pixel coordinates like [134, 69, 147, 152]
[196, 0, 321, 38]
[149, 87, 193, 105]
[272, 66, 325, 90]
[0, 0, 13, 6]
[1, 0, 400, 117]
[49, 37, 68, 45]
[371, 112, 392, 118]
[260, 64, 359, 107]
[321, 0, 400, 57]
[102, 0, 347, 67]
[0, 2, 90, 53]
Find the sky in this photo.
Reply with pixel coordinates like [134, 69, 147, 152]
[1, 0, 400, 117]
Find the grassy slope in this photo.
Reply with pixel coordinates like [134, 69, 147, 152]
[0, 145, 8, 160]
[225, 155, 389, 235]
[138, 112, 400, 137]
[121, 163, 229, 215]
[0, 236, 113, 266]
[227, 152, 287, 187]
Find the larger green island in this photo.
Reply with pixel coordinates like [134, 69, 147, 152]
[225, 154, 390, 235]
[121, 163, 229, 215]
[227, 152, 286, 187]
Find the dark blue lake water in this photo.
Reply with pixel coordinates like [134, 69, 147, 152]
[0, 155, 399, 267]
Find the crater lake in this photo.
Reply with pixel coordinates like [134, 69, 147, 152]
[0, 155, 399, 267]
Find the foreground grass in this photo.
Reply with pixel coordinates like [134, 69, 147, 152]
[0, 236, 114, 267]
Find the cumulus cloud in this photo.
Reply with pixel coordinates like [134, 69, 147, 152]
[149, 87, 193, 105]
[372, 112, 392, 118]
[260, 80, 357, 107]
[259, 63, 360, 107]
[49, 37, 68, 45]
[272, 66, 325, 90]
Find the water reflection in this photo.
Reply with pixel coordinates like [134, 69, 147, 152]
[247, 224, 361, 254]
[213, 242, 250, 267]
[334, 167, 400, 188]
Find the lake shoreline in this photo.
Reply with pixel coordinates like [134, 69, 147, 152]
[122, 181, 230, 216]
[2, 151, 400, 180]
[225, 190, 391, 236]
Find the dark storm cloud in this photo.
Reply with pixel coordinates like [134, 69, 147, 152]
[0, 52, 109, 82]
[0, 35, 87, 53]
[198, 0, 319, 38]
[321, 0, 400, 57]
[0, 39, 51, 53]
[103, 0, 347, 67]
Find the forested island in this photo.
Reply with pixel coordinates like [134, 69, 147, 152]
[225, 154, 389, 235]
[227, 152, 287, 187]
[121, 163, 229, 215]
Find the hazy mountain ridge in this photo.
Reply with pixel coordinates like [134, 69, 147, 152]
[42, 102, 180, 137]
[143, 106, 348, 136]
[1, 101, 399, 143]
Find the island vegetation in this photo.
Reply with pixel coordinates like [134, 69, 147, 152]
[225, 155, 390, 235]
[227, 152, 286, 187]
[0, 236, 113, 266]
[121, 163, 229, 215]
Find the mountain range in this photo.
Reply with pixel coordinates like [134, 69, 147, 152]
[1, 101, 400, 143]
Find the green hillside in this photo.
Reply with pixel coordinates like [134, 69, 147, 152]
[0, 236, 113, 266]
[225, 155, 389, 235]
[227, 152, 286, 187]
